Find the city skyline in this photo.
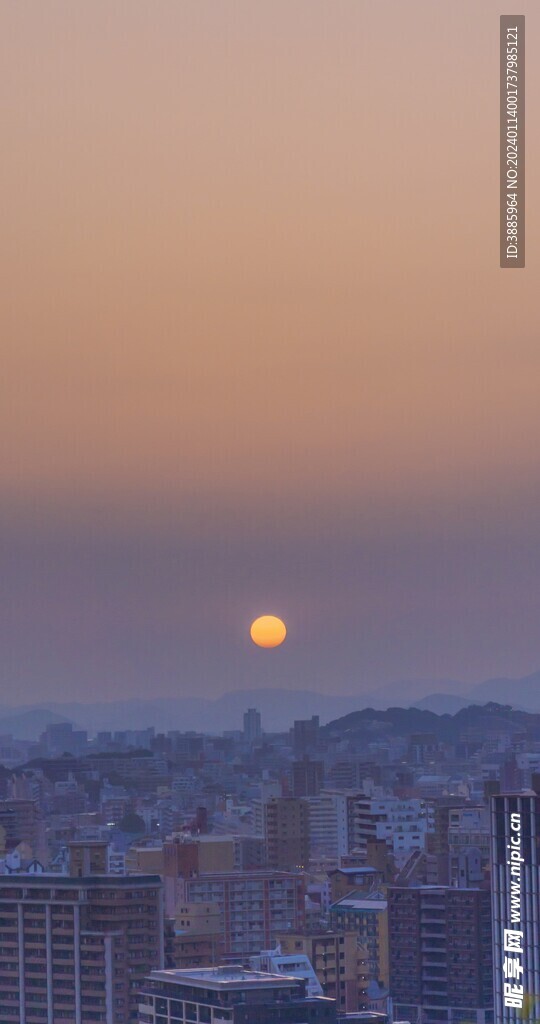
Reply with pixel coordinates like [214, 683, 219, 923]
[2, 6, 538, 1024]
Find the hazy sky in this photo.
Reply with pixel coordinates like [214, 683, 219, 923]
[2, 0, 540, 704]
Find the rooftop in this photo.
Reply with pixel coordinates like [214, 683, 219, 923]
[147, 966, 306, 992]
[332, 867, 380, 875]
[0, 873, 162, 887]
[331, 892, 387, 912]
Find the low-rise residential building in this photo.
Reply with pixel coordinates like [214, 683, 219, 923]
[138, 966, 337, 1024]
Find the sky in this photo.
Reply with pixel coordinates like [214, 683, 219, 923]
[1, 0, 540, 704]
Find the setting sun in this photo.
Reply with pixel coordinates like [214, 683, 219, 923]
[250, 615, 287, 648]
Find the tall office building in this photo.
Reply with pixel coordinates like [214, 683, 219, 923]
[40, 722, 88, 756]
[306, 792, 340, 860]
[292, 757, 324, 798]
[292, 716, 320, 756]
[490, 787, 540, 1024]
[388, 885, 493, 1024]
[0, 843, 164, 1024]
[264, 797, 310, 871]
[243, 708, 262, 745]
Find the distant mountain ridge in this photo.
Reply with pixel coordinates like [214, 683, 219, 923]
[411, 693, 479, 714]
[1, 668, 540, 737]
[322, 701, 540, 743]
[468, 669, 540, 707]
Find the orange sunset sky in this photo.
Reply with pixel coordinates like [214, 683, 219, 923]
[1, 0, 540, 703]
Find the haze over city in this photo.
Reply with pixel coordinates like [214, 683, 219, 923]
[2, 0, 540, 705]
[2, 6, 540, 1024]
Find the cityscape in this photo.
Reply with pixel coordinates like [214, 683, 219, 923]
[2, 2, 539, 1024]
[0, 699, 539, 1022]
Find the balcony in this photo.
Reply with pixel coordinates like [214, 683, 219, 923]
[422, 989, 448, 1001]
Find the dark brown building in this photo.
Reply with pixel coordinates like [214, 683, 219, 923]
[139, 967, 336, 1024]
[292, 757, 324, 798]
[0, 799, 43, 857]
[388, 885, 493, 1024]
[328, 866, 383, 903]
[425, 797, 468, 885]
[264, 797, 310, 871]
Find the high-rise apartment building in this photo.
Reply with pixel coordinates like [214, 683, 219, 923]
[305, 789, 361, 863]
[329, 890, 389, 992]
[163, 835, 266, 916]
[264, 797, 310, 871]
[424, 798, 468, 885]
[277, 929, 367, 1012]
[388, 885, 493, 1024]
[165, 902, 224, 970]
[448, 805, 490, 887]
[353, 797, 429, 867]
[292, 757, 324, 798]
[40, 722, 88, 757]
[306, 792, 340, 860]
[181, 870, 305, 957]
[243, 708, 262, 745]
[292, 717, 320, 756]
[0, 847, 164, 1023]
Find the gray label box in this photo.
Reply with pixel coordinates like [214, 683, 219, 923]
[500, 15, 525, 268]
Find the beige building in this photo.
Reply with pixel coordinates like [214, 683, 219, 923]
[166, 901, 224, 969]
[329, 889, 389, 990]
[278, 929, 368, 1012]
[183, 870, 306, 957]
[162, 835, 265, 915]
[174, 901, 220, 933]
[67, 838, 109, 876]
[125, 843, 165, 874]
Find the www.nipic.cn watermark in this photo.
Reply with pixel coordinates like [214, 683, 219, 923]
[504, 812, 524, 1008]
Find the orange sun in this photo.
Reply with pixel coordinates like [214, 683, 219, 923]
[250, 615, 287, 648]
